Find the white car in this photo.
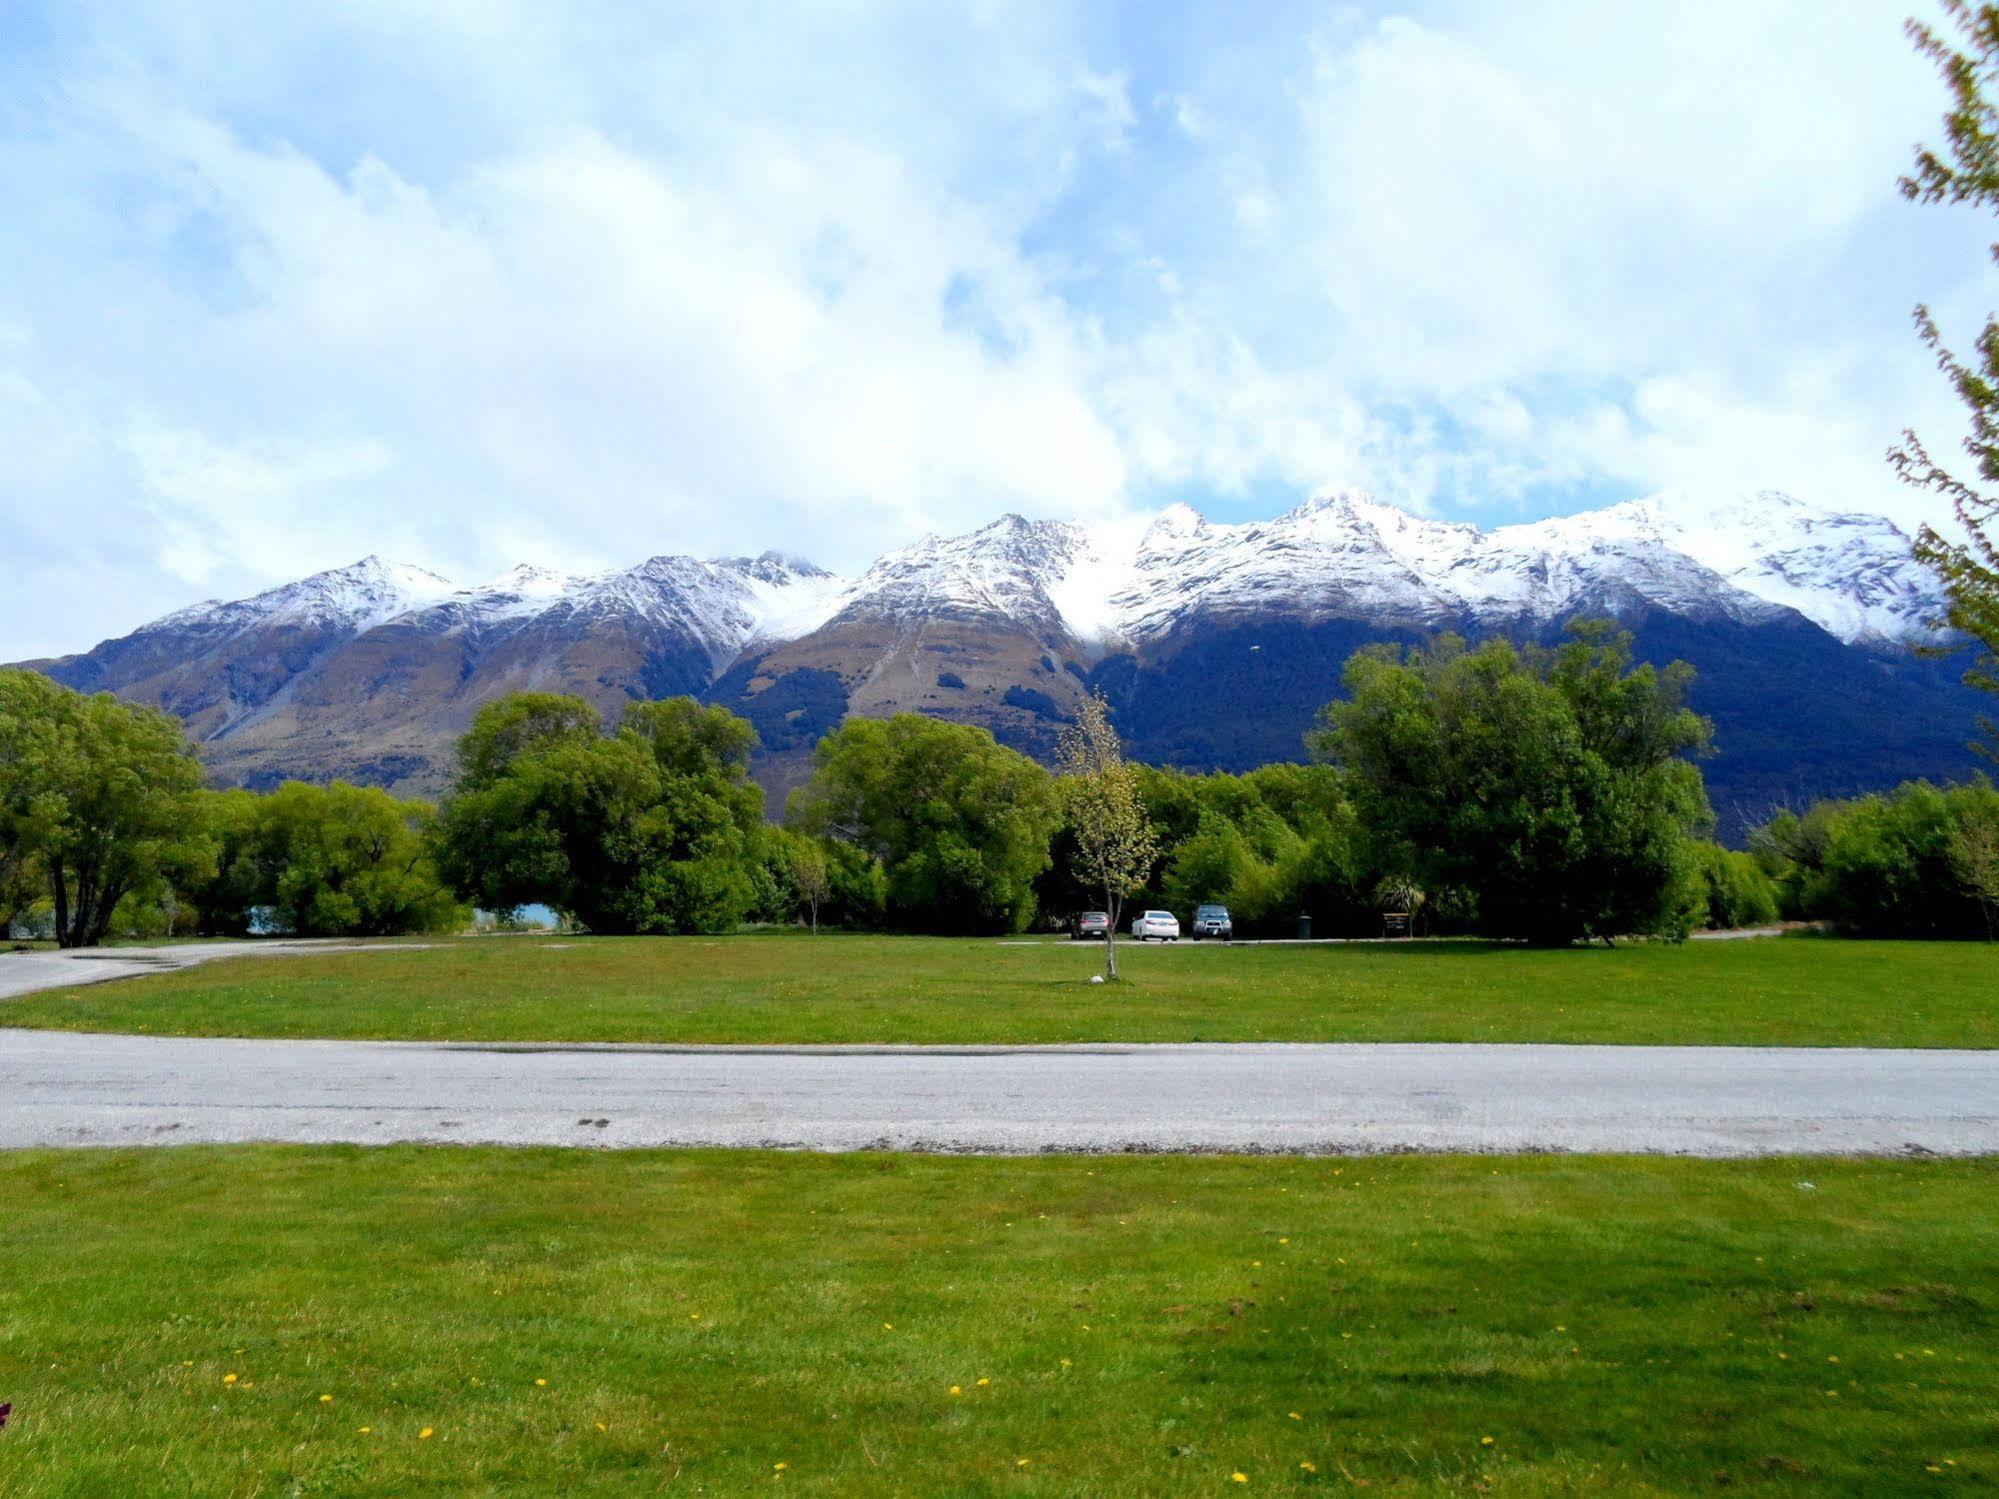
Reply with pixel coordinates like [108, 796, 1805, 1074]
[1130, 909, 1181, 941]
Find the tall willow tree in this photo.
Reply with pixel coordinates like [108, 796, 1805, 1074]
[1057, 693, 1156, 980]
[0, 669, 210, 947]
[1895, 1, 1999, 755]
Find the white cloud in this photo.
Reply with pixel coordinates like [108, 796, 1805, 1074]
[0, 0, 1988, 657]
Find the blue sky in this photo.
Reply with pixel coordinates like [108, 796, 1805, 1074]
[0, 0, 1990, 657]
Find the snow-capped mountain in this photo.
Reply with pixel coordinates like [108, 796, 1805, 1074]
[135, 555, 457, 645]
[381, 552, 846, 674]
[825, 487, 1938, 648]
[17, 486, 1977, 828]
[90, 487, 1938, 666]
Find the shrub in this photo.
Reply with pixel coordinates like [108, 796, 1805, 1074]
[1694, 843, 1781, 930]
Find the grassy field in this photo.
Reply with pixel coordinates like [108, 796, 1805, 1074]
[3, 931, 1996, 1047]
[0, 1149, 1990, 1496]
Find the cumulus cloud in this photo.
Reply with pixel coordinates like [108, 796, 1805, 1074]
[0, 0, 1988, 656]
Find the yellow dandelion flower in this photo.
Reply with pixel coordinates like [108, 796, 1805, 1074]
[222, 1373, 238, 1384]
[949, 1385, 962, 1396]
[977, 1378, 990, 1387]
[1278, 1238, 1289, 1245]
[419, 1427, 434, 1439]
[358, 1426, 371, 1434]
[1231, 1473, 1249, 1484]
[1017, 1458, 1031, 1467]
[1827, 1356, 1839, 1364]
[774, 1461, 788, 1471]
[319, 1394, 333, 1404]
[883, 1323, 894, 1331]
[1300, 1461, 1317, 1473]
[596, 1422, 607, 1432]
[1481, 1437, 1495, 1446]
[181, 1361, 192, 1367]
[535, 1378, 548, 1387]
[1059, 1358, 1072, 1368]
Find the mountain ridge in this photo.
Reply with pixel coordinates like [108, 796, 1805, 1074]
[44, 485, 1942, 662]
[15, 487, 1980, 836]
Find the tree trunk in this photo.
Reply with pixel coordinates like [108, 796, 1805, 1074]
[51, 858, 72, 949]
[88, 880, 127, 948]
[1104, 890, 1120, 981]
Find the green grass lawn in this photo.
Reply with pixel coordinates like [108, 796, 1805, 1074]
[3, 932, 1997, 1047]
[0, 1149, 1990, 1495]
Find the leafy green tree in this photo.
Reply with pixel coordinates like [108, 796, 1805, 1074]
[790, 714, 1059, 933]
[1692, 843, 1781, 931]
[0, 807, 39, 938]
[1076, 762, 1371, 938]
[1161, 813, 1266, 922]
[1761, 779, 1999, 937]
[786, 834, 833, 934]
[825, 839, 889, 928]
[1894, 1, 1999, 755]
[436, 693, 766, 934]
[181, 789, 265, 937]
[1946, 803, 1999, 938]
[1310, 625, 1713, 945]
[1056, 693, 1157, 978]
[255, 782, 463, 936]
[0, 669, 212, 947]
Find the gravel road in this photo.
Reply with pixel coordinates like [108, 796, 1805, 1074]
[3, 1030, 1993, 1157]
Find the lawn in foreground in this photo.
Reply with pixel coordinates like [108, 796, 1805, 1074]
[3, 932, 1997, 1046]
[0, 1150, 1991, 1495]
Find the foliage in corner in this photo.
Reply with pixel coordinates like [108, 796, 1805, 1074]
[1894, 0, 1999, 755]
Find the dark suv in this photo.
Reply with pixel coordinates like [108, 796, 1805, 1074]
[1070, 911, 1110, 940]
[1190, 903, 1233, 941]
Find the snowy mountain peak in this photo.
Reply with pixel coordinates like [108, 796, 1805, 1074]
[1501, 488, 1937, 644]
[145, 554, 458, 641]
[717, 550, 832, 585]
[1144, 502, 1206, 541]
[90, 487, 1943, 684]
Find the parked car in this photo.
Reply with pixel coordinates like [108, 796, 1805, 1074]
[1190, 903, 1234, 941]
[1070, 910, 1110, 940]
[1131, 909, 1181, 941]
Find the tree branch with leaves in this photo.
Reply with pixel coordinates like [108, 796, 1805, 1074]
[1894, 0, 1999, 756]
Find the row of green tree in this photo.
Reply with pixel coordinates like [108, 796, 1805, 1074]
[11, 623, 1996, 948]
[1751, 780, 1999, 940]
[1, 667, 468, 944]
